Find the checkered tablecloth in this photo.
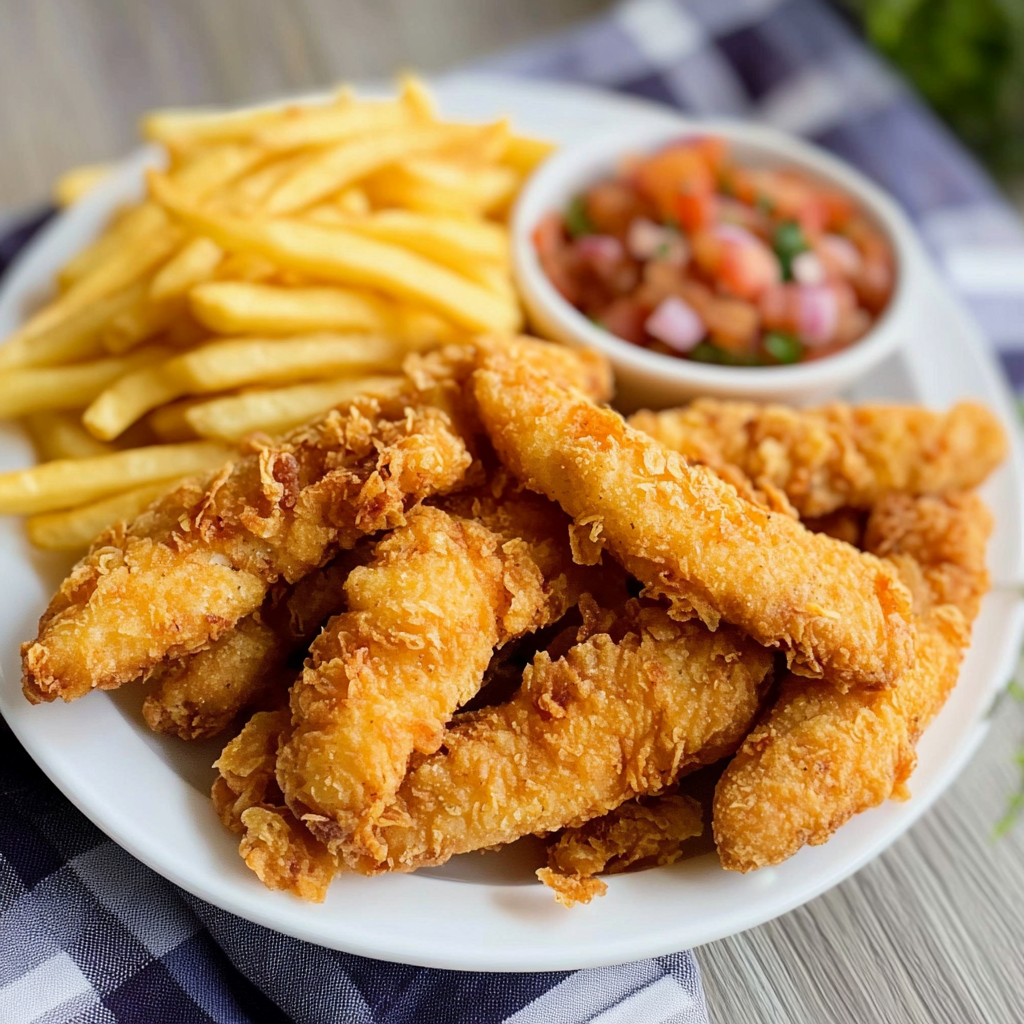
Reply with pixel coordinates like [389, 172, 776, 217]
[4, 1, 1024, 1022]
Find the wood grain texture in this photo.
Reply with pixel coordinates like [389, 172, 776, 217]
[3, 3, 1024, 1022]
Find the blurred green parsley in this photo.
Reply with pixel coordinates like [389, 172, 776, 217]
[843, 0, 1024, 176]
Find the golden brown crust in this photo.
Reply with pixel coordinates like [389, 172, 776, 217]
[630, 399, 1007, 517]
[360, 606, 771, 875]
[539, 794, 703, 906]
[713, 493, 991, 872]
[22, 398, 471, 704]
[473, 344, 914, 690]
[278, 498, 583, 865]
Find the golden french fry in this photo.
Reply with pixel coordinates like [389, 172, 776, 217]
[141, 100, 316, 147]
[23, 412, 115, 461]
[189, 281, 390, 335]
[0, 346, 171, 419]
[262, 125, 474, 216]
[255, 99, 417, 152]
[365, 159, 518, 217]
[215, 252, 278, 283]
[335, 187, 371, 215]
[84, 333, 407, 439]
[341, 210, 509, 267]
[170, 143, 268, 201]
[26, 479, 184, 550]
[151, 178, 521, 333]
[0, 441, 230, 515]
[147, 400, 202, 442]
[102, 293, 188, 354]
[149, 237, 223, 301]
[502, 134, 556, 175]
[0, 281, 148, 370]
[183, 375, 403, 441]
[55, 163, 114, 207]
[58, 204, 168, 290]
[10, 226, 181, 350]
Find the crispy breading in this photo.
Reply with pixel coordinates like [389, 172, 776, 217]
[212, 708, 337, 902]
[538, 794, 703, 907]
[278, 496, 586, 864]
[357, 606, 771, 876]
[22, 396, 471, 704]
[473, 344, 914, 690]
[142, 550, 366, 740]
[630, 399, 1007, 518]
[713, 493, 991, 872]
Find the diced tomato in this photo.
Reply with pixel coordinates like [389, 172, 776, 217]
[533, 213, 581, 305]
[692, 226, 780, 301]
[704, 297, 760, 354]
[675, 189, 717, 233]
[600, 297, 650, 346]
[584, 181, 651, 237]
[633, 146, 715, 222]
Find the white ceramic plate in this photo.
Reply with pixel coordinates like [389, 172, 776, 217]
[1, 74, 1022, 972]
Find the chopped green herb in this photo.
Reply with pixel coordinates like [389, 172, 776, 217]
[653, 242, 672, 259]
[690, 341, 725, 364]
[662, 215, 681, 232]
[690, 342, 762, 366]
[773, 220, 809, 280]
[764, 331, 803, 364]
[719, 177, 736, 198]
[755, 194, 776, 215]
[565, 195, 593, 238]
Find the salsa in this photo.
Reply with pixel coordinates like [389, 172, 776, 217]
[534, 137, 895, 366]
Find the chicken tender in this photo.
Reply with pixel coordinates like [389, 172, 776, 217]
[212, 708, 337, 902]
[358, 606, 772, 875]
[474, 344, 914, 690]
[538, 794, 703, 907]
[278, 497, 586, 864]
[713, 492, 991, 872]
[630, 399, 1007, 517]
[22, 396, 470, 704]
[143, 550, 366, 740]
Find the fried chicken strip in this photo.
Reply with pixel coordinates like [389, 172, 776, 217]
[22, 397, 471, 704]
[630, 399, 1007, 517]
[713, 492, 992, 872]
[474, 344, 914, 689]
[212, 708, 337, 902]
[142, 548, 368, 740]
[278, 494, 586, 863]
[538, 794, 703, 907]
[358, 605, 772, 875]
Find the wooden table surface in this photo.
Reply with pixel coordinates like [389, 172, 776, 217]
[3, 3, 1024, 1022]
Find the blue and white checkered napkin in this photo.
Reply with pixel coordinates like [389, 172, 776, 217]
[3, 0, 1023, 1021]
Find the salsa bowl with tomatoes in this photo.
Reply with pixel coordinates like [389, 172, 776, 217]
[512, 120, 916, 408]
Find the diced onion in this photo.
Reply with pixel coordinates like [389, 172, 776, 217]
[645, 296, 705, 352]
[792, 250, 825, 286]
[575, 234, 624, 274]
[797, 286, 839, 346]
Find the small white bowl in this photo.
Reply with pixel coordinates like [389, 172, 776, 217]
[511, 119, 918, 410]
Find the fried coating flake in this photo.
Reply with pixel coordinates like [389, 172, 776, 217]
[22, 397, 471, 704]
[212, 708, 337, 902]
[278, 497, 584, 864]
[713, 492, 991, 872]
[538, 794, 703, 907]
[630, 399, 1007, 518]
[473, 344, 914, 690]
[358, 605, 771, 875]
[142, 550, 365, 740]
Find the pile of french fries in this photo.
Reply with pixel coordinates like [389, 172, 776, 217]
[0, 77, 552, 551]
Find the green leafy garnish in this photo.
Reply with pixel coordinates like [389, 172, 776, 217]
[773, 221, 809, 280]
[763, 331, 804, 364]
[690, 342, 762, 366]
[565, 195, 593, 239]
[755, 193, 776, 215]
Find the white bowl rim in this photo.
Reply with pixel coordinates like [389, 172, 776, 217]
[511, 116, 917, 398]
